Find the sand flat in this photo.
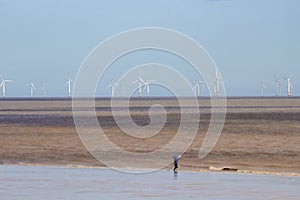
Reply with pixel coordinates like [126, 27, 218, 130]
[0, 98, 300, 174]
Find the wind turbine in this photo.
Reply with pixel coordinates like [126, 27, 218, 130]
[143, 80, 156, 97]
[287, 78, 293, 97]
[193, 80, 204, 97]
[41, 84, 46, 97]
[118, 80, 123, 96]
[107, 81, 119, 97]
[274, 73, 281, 96]
[132, 73, 146, 97]
[0, 74, 13, 97]
[213, 69, 220, 97]
[283, 76, 293, 97]
[259, 81, 267, 96]
[65, 73, 72, 97]
[27, 81, 36, 97]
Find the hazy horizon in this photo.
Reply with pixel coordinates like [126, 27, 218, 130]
[0, 0, 299, 97]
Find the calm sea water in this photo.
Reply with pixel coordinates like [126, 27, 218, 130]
[0, 166, 299, 200]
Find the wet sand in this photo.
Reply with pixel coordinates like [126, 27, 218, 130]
[1, 165, 299, 200]
[0, 98, 300, 175]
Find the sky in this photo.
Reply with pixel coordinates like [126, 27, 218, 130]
[0, 0, 299, 97]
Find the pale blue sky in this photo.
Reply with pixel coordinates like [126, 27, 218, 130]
[0, 0, 299, 97]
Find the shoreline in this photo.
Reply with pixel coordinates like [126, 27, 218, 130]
[2, 162, 300, 177]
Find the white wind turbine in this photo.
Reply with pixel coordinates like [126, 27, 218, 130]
[192, 84, 197, 97]
[283, 75, 293, 97]
[65, 73, 72, 97]
[118, 80, 123, 96]
[213, 69, 220, 97]
[143, 80, 156, 97]
[144, 81, 155, 97]
[107, 80, 119, 97]
[287, 78, 293, 97]
[193, 80, 204, 97]
[259, 81, 267, 96]
[27, 81, 36, 97]
[0, 74, 13, 97]
[132, 73, 146, 97]
[41, 84, 46, 97]
[274, 73, 281, 96]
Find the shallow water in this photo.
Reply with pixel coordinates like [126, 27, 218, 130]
[0, 166, 299, 200]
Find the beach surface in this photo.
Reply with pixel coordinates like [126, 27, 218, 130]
[0, 98, 300, 175]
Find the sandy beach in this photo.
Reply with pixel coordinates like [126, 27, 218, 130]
[0, 98, 299, 175]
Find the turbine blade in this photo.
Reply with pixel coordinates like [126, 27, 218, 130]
[107, 84, 112, 89]
[274, 73, 277, 81]
[282, 75, 288, 80]
[148, 80, 156, 83]
[143, 85, 147, 91]
[139, 78, 146, 85]
[132, 80, 138, 85]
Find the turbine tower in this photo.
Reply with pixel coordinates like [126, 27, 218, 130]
[287, 78, 292, 97]
[28, 81, 36, 97]
[0, 74, 13, 97]
[259, 81, 266, 96]
[66, 73, 72, 97]
[118, 80, 123, 96]
[107, 81, 119, 97]
[193, 80, 204, 97]
[143, 80, 155, 97]
[274, 73, 281, 96]
[42, 84, 46, 97]
[132, 73, 145, 97]
[283, 76, 293, 97]
[213, 69, 220, 97]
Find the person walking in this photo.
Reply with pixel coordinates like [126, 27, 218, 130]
[173, 154, 181, 173]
